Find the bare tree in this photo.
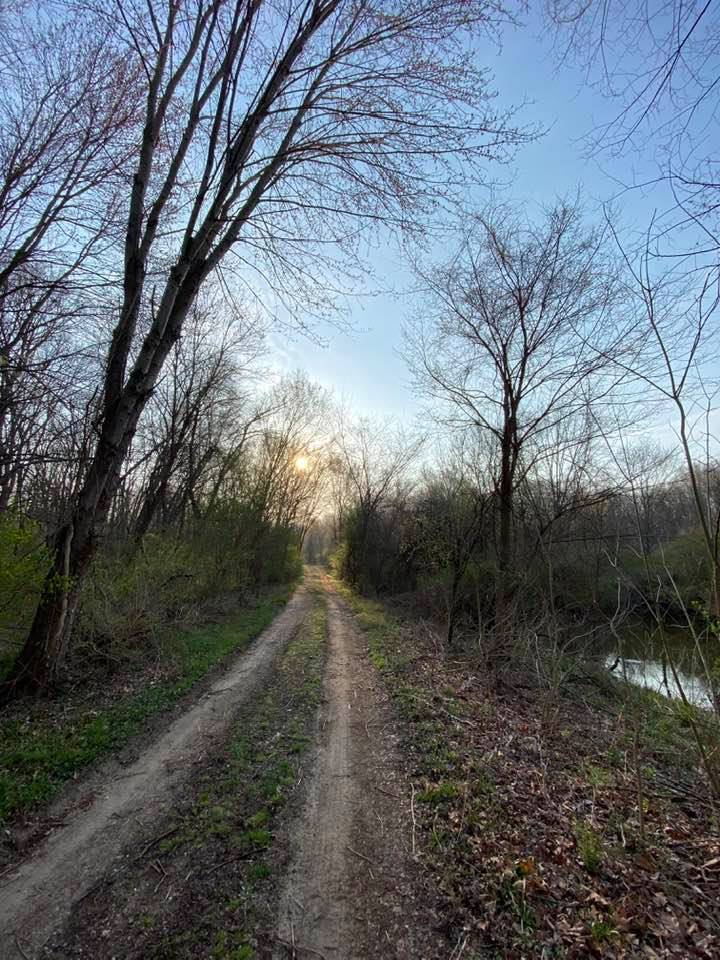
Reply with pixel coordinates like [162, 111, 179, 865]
[609, 227, 720, 614]
[4, 0, 528, 696]
[333, 412, 423, 589]
[405, 202, 629, 631]
[0, 4, 138, 519]
[206, 374, 331, 584]
[414, 446, 490, 647]
[0, 4, 136, 302]
[546, 0, 720, 260]
[130, 295, 264, 539]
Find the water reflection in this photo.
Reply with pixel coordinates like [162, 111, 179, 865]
[604, 653, 712, 708]
[598, 624, 717, 710]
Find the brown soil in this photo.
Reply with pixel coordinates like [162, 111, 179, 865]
[0, 572, 446, 959]
[270, 587, 445, 959]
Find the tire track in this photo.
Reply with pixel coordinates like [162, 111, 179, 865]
[0, 586, 312, 958]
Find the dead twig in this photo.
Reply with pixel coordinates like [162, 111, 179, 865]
[448, 713, 476, 727]
[208, 855, 252, 874]
[153, 869, 168, 894]
[448, 932, 468, 960]
[275, 937, 328, 959]
[410, 782, 417, 855]
[346, 845, 373, 865]
[133, 826, 178, 862]
[14, 934, 30, 960]
[374, 785, 402, 800]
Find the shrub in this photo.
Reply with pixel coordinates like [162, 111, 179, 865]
[77, 535, 199, 656]
[573, 820, 604, 873]
[0, 512, 49, 673]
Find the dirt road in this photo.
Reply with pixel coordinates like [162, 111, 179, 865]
[273, 587, 442, 958]
[0, 588, 313, 957]
[0, 573, 442, 958]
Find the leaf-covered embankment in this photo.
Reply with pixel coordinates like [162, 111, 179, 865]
[339, 580, 719, 958]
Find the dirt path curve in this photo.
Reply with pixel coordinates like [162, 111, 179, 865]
[273, 577, 444, 959]
[0, 586, 312, 959]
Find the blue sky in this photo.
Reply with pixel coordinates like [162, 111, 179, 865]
[268, 8, 690, 421]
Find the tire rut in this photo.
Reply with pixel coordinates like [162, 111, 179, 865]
[0, 586, 312, 958]
[272, 581, 445, 959]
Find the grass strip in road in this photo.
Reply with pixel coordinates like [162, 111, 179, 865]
[51, 595, 328, 960]
[0, 584, 296, 826]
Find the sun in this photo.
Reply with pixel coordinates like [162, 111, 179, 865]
[294, 454, 309, 472]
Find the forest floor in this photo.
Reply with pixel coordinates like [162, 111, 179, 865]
[0, 568, 718, 959]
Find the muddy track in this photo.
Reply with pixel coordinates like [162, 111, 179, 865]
[0, 587, 313, 958]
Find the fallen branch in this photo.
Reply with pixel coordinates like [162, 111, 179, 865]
[14, 933, 30, 960]
[274, 937, 328, 959]
[411, 782, 417, 856]
[374, 785, 402, 800]
[346, 845, 373, 865]
[153, 865, 168, 895]
[207, 855, 253, 875]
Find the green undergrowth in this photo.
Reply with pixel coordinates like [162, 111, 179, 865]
[0, 583, 296, 825]
[337, 576, 717, 783]
[142, 596, 327, 959]
[333, 575, 433, 689]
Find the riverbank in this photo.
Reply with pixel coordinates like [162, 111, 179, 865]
[340, 582, 720, 958]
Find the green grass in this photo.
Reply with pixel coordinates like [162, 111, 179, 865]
[417, 780, 462, 804]
[590, 918, 619, 945]
[573, 820, 605, 873]
[331, 578, 409, 673]
[0, 584, 295, 825]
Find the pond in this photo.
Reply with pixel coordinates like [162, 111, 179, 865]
[598, 625, 718, 710]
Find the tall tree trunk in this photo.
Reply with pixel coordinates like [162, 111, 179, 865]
[1, 281, 197, 699]
[495, 426, 515, 638]
[0, 424, 127, 698]
[133, 463, 171, 541]
[446, 568, 462, 649]
[4, 522, 89, 695]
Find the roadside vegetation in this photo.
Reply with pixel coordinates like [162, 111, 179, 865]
[0, 584, 295, 828]
[0, 365, 325, 832]
[339, 580, 719, 956]
[0, 368, 327, 695]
